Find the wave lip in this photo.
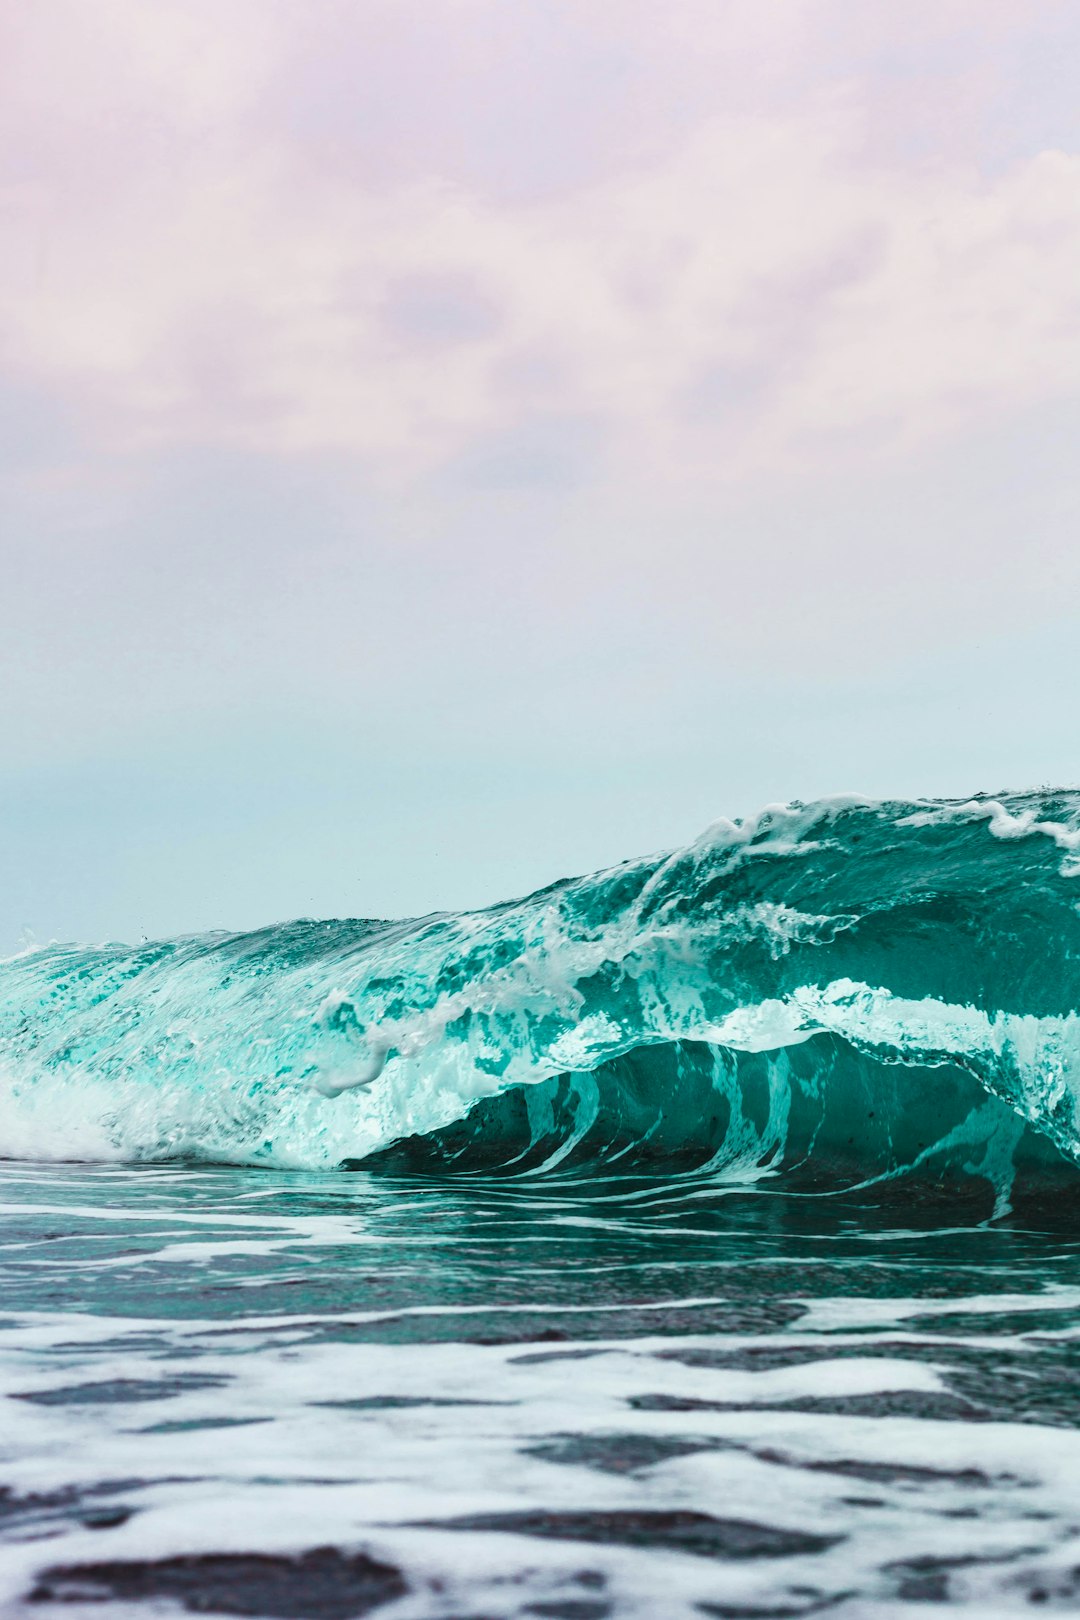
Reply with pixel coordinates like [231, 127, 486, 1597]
[2, 791, 1080, 1194]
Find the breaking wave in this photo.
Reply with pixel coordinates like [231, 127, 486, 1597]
[3, 793, 1080, 1204]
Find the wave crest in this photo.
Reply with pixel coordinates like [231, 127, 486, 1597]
[3, 792, 1080, 1194]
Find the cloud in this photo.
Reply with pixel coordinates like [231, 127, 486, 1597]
[2, 0, 1079, 485]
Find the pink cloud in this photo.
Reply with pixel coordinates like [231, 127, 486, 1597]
[2, 0, 1079, 485]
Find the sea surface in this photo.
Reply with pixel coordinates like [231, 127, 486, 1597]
[2, 793, 1080, 1616]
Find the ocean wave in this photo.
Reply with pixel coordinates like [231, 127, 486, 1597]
[3, 792, 1080, 1199]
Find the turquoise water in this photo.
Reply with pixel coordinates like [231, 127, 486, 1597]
[2, 793, 1080, 1614]
[3, 1165, 1080, 1616]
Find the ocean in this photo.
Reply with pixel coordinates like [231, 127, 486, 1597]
[2, 793, 1079, 1617]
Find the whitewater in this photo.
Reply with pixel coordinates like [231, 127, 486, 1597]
[3, 792, 1080, 1617]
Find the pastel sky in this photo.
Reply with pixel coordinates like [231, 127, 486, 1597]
[3, 0, 1080, 945]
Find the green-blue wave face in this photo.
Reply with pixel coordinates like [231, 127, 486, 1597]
[3, 792, 1080, 1205]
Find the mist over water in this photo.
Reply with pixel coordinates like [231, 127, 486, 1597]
[3, 793, 1080, 1614]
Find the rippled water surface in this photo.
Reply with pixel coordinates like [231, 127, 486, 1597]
[3, 1162, 1080, 1617]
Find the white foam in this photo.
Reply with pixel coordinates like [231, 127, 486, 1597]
[899, 797, 1080, 875]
